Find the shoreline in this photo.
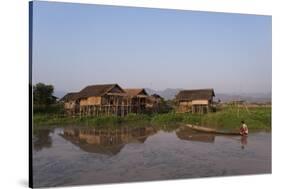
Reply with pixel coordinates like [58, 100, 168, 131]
[33, 106, 271, 131]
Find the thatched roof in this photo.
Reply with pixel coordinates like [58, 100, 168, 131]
[151, 93, 162, 99]
[60, 92, 79, 102]
[78, 84, 125, 98]
[124, 88, 148, 97]
[176, 89, 215, 101]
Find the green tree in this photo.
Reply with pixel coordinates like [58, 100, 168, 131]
[33, 83, 56, 106]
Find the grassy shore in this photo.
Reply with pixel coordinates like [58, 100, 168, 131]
[33, 106, 271, 131]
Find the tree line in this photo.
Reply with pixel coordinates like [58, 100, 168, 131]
[33, 82, 57, 106]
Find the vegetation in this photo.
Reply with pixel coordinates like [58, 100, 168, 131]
[195, 106, 271, 131]
[33, 106, 271, 131]
[33, 103, 64, 114]
[33, 82, 61, 114]
[33, 83, 57, 105]
[32, 83, 271, 132]
[151, 112, 184, 125]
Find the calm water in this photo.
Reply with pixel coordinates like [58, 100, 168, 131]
[33, 126, 271, 188]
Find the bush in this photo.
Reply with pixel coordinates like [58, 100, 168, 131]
[123, 113, 151, 122]
[151, 112, 184, 125]
[33, 103, 64, 114]
[183, 114, 202, 125]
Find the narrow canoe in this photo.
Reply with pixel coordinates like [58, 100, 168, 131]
[185, 124, 241, 135]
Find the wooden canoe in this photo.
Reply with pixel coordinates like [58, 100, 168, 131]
[185, 124, 241, 135]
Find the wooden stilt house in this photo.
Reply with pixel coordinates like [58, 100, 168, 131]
[146, 94, 164, 112]
[60, 92, 79, 115]
[175, 89, 215, 114]
[77, 84, 130, 116]
[124, 89, 148, 113]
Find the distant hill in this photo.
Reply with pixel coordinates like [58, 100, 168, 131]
[215, 93, 271, 103]
[145, 88, 182, 100]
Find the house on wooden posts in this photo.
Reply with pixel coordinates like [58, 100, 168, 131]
[124, 88, 148, 113]
[175, 89, 215, 114]
[77, 84, 130, 116]
[60, 92, 79, 115]
[146, 94, 163, 112]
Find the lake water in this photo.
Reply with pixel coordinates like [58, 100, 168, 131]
[32, 126, 271, 188]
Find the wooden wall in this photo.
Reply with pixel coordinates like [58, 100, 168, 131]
[80, 96, 101, 106]
[191, 99, 209, 105]
[64, 101, 77, 109]
[177, 99, 211, 113]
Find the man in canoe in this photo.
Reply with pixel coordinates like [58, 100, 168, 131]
[240, 120, 249, 136]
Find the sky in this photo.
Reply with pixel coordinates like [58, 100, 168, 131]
[32, 1, 272, 95]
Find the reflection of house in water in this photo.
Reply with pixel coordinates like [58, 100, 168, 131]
[33, 129, 53, 151]
[176, 127, 215, 143]
[61, 127, 156, 156]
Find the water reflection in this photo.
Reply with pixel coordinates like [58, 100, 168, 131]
[60, 127, 157, 156]
[176, 126, 215, 143]
[33, 129, 53, 151]
[176, 126, 250, 150]
[33, 126, 271, 187]
[240, 135, 248, 149]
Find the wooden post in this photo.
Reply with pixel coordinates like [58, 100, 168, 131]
[244, 103, 250, 114]
[130, 98, 132, 113]
[121, 98, 123, 117]
[108, 96, 110, 116]
[138, 97, 140, 113]
[116, 96, 118, 116]
[237, 102, 240, 117]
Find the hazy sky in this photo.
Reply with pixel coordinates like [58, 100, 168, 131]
[32, 1, 272, 94]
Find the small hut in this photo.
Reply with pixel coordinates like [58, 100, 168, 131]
[60, 92, 79, 115]
[124, 88, 148, 113]
[146, 93, 164, 112]
[175, 89, 215, 114]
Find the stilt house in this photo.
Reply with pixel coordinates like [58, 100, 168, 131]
[60, 92, 79, 115]
[175, 89, 215, 114]
[146, 94, 164, 112]
[124, 89, 148, 113]
[78, 84, 130, 116]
